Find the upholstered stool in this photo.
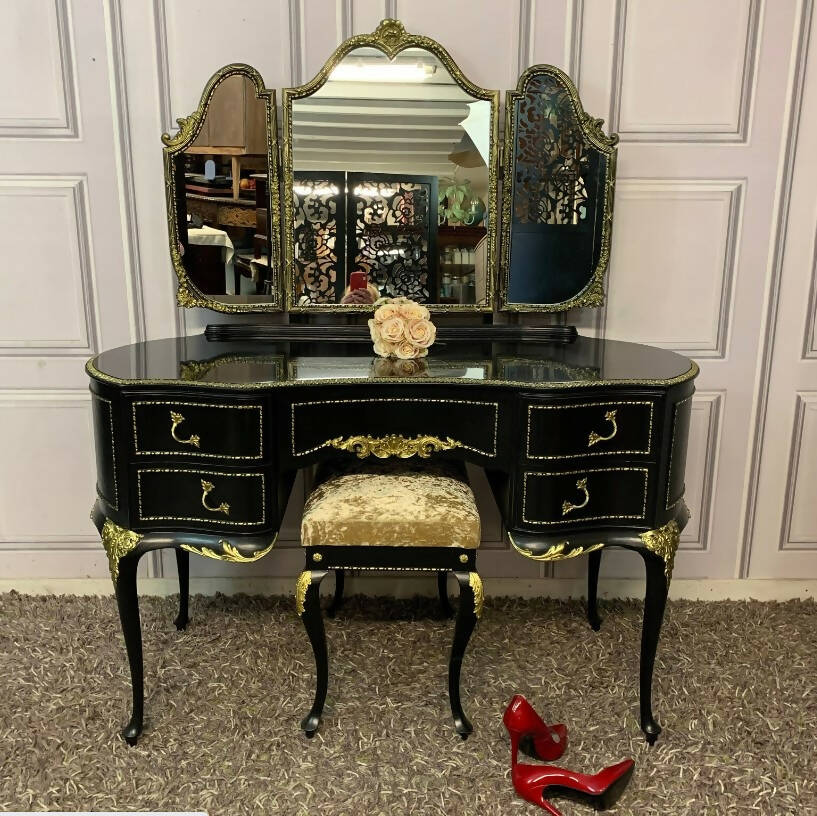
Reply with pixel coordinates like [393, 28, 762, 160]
[296, 458, 483, 738]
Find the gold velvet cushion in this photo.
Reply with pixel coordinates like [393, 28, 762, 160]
[301, 460, 481, 549]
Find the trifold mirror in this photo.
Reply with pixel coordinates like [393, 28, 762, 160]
[162, 20, 617, 314]
[162, 64, 281, 312]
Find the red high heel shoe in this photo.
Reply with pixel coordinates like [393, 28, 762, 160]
[503, 694, 568, 762]
[504, 697, 635, 815]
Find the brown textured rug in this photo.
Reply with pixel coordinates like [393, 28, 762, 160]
[0, 591, 815, 815]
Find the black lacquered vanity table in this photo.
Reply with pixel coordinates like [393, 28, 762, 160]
[89, 334, 696, 744]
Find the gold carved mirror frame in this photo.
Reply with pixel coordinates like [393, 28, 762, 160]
[499, 65, 618, 312]
[162, 64, 282, 312]
[282, 19, 500, 313]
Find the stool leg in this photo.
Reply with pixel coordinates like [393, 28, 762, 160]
[437, 571, 454, 618]
[327, 569, 344, 618]
[174, 548, 189, 631]
[449, 571, 479, 738]
[299, 569, 329, 737]
[587, 548, 602, 631]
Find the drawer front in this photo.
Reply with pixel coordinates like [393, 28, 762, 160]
[290, 397, 500, 459]
[526, 400, 655, 460]
[521, 467, 650, 527]
[136, 468, 266, 527]
[132, 400, 263, 460]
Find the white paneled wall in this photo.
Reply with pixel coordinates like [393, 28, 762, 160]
[1, 0, 815, 587]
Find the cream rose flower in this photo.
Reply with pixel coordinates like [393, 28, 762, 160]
[368, 319, 380, 343]
[379, 315, 405, 342]
[406, 318, 436, 348]
[374, 302, 400, 322]
[373, 337, 398, 358]
[398, 301, 430, 321]
[394, 339, 422, 360]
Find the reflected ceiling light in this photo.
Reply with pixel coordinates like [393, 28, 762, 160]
[330, 62, 436, 82]
[294, 184, 339, 196]
[354, 185, 397, 197]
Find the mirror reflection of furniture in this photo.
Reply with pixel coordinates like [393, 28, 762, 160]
[500, 65, 618, 311]
[162, 64, 281, 311]
[283, 19, 498, 311]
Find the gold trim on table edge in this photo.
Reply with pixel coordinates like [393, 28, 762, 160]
[508, 533, 604, 562]
[87, 357, 700, 391]
[468, 572, 484, 618]
[100, 519, 143, 584]
[281, 18, 499, 313]
[295, 570, 312, 616]
[640, 519, 681, 582]
[162, 63, 283, 313]
[321, 433, 463, 459]
[499, 64, 618, 312]
[180, 535, 277, 564]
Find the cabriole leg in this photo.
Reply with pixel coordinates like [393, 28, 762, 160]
[449, 571, 481, 738]
[174, 548, 189, 630]
[327, 568, 344, 618]
[115, 552, 145, 746]
[587, 548, 603, 631]
[297, 569, 329, 737]
[638, 549, 669, 744]
[437, 570, 454, 618]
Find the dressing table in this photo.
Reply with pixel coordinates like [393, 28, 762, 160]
[88, 19, 696, 746]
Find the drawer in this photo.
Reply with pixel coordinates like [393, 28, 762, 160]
[290, 396, 500, 459]
[131, 400, 263, 460]
[521, 467, 650, 527]
[526, 399, 655, 460]
[136, 468, 266, 527]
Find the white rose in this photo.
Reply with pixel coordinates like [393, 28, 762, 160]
[374, 301, 400, 323]
[398, 300, 430, 321]
[394, 340, 421, 359]
[373, 338, 398, 358]
[379, 315, 405, 343]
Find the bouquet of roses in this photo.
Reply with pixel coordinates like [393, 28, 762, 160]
[367, 296, 437, 359]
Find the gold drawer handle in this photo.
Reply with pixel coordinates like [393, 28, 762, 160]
[200, 479, 230, 516]
[562, 477, 590, 516]
[170, 411, 200, 448]
[588, 409, 617, 447]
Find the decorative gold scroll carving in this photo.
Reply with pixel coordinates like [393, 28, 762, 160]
[508, 535, 604, 562]
[100, 519, 143, 584]
[180, 536, 276, 564]
[640, 520, 681, 581]
[322, 434, 463, 459]
[469, 572, 484, 618]
[295, 571, 312, 616]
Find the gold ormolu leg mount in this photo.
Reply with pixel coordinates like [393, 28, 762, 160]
[507, 516, 682, 745]
[97, 513, 276, 746]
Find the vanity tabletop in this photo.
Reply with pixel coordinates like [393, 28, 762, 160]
[87, 334, 698, 390]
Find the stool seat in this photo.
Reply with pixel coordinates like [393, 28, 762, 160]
[301, 461, 481, 549]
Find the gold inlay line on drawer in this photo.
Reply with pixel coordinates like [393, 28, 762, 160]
[291, 398, 499, 458]
[132, 401, 263, 459]
[136, 468, 266, 526]
[92, 394, 119, 510]
[522, 467, 649, 526]
[526, 400, 654, 460]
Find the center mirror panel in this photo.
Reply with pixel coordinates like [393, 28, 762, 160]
[283, 20, 498, 311]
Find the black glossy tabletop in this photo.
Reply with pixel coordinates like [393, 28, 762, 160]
[88, 334, 697, 390]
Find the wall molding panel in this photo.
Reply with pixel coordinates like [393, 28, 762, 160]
[609, 0, 761, 143]
[0, 0, 80, 139]
[680, 392, 724, 552]
[0, 175, 99, 354]
[781, 392, 817, 548]
[604, 178, 743, 357]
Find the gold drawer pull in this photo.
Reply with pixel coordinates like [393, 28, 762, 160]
[588, 409, 617, 447]
[170, 411, 200, 448]
[562, 477, 590, 516]
[200, 479, 230, 516]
